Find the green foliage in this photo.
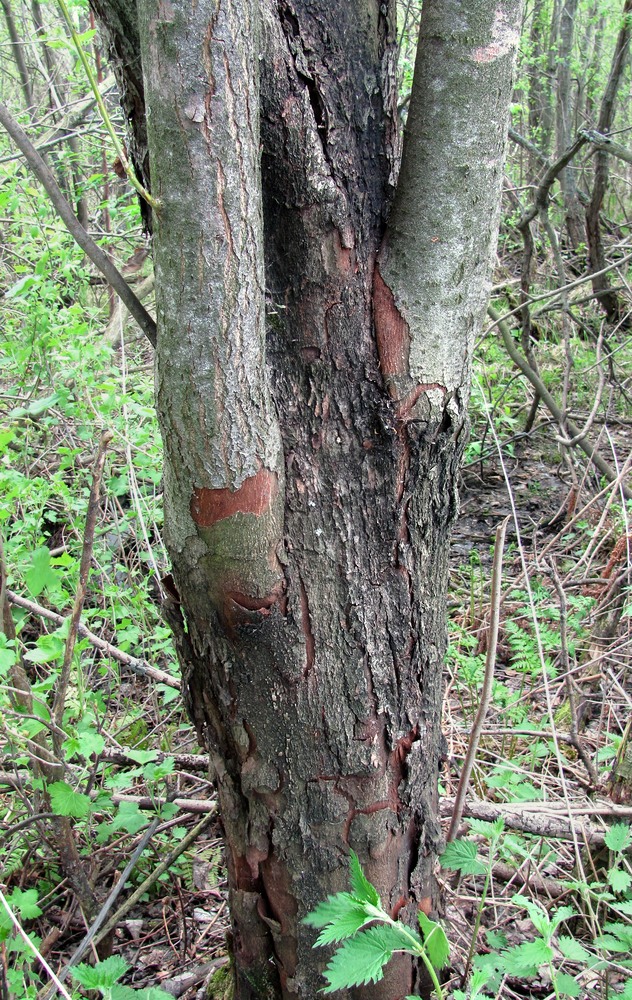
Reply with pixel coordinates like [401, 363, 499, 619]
[304, 851, 448, 997]
[71, 956, 173, 999]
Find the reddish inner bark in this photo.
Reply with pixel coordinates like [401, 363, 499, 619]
[372, 264, 410, 377]
[190, 468, 278, 526]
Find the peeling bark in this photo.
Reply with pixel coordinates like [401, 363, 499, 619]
[96, 0, 522, 996]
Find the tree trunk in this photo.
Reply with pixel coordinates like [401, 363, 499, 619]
[527, 0, 555, 167]
[98, 0, 521, 996]
[556, 0, 584, 249]
[586, 0, 632, 320]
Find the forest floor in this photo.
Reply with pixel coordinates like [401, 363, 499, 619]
[1, 282, 631, 999]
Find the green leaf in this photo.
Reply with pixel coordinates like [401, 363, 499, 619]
[311, 901, 373, 946]
[6, 274, 38, 299]
[23, 631, 65, 664]
[511, 895, 551, 939]
[467, 817, 505, 841]
[557, 935, 591, 962]
[71, 956, 129, 989]
[418, 912, 450, 970]
[608, 868, 632, 894]
[0, 641, 17, 676]
[321, 925, 407, 993]
[439, 839, 486, 876]
[125, 749, 158, 764]
[349, 851, 380, 906]
[48, 781, 91, 818]
[555, 972, 581, 998]
[501, 939, 553, 976]
[27, 393, 60, 416]
[8, 888, 41, 921]
[63, 724, 105, 760]
[110, 987, 138, 1000]
[304, 893, 364, 930]
[485, 929, 508, 949]
[24, 547, 58, 597]
[605, 823, 632, 854]
[618, 977, 632, 999]
[109, 800, 149, 835]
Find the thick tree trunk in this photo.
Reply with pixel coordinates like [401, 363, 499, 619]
[98, 0, 520, 996]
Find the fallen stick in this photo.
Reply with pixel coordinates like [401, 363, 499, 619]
[6, 589, 180, 690]
[442, 795, 632, 846]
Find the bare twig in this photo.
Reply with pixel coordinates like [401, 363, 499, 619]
[487, 303, 631, 499]
[52, 431, 112, 751]
[5, 589, 180, 690]
[447, 517, 509, 842]
[0, 102, 157, 347]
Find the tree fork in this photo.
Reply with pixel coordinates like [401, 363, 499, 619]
[100, 0, 525, 996]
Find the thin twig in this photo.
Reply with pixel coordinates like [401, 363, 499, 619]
[488, 303, 631, 499]
[447, 517, 509, 842]
[52, 432, 112, 752]
[0, 102, 157, 346]
[5, 590, 180, 690]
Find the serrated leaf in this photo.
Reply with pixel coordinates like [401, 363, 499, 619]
[24, 632, 65, 664]
[549, 905, 575, 932]
[8, 888, 41, 921]
[312, 902, 375, 945]
[439, 839, 486, 876]
[557, 935, 590, 962]
[348, 851, 380, 906]
[110, 801, 149, 835]
[608, 868, 632, 894]
[605, 823, 632, 854]
[511, 894, 550, 938]
[304, 892, 360, 930]
[501, 939, 553, 976]
[72, 956, 129, 989]
[418, 912, 449, 970]
[48, 781, 91, 818]
[467, 817, 505, 841]
[321, 925, 406, 993]
[110, 987, 138, 1000]
[25, 547, 58, 597]
[595, 933, 629, 953]
[555, 972, 581, 998]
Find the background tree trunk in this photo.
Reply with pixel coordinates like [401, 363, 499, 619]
[99, 0, 521, 996]
[586, 0, 632, 320]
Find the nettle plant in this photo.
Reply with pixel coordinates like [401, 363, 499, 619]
[304, 824, 632, 999]
[441, 820, 632, 1000]
[303, 851, 450, 999]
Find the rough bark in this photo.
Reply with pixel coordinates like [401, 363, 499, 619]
[99, 0, 521, 997]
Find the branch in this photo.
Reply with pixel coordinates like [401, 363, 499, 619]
[488, 303, 632, 500]
[0, 101, 157, 347]
[5, 588, 180, 690]
[580, 127, 632, 166]
[447, 518, 508, 842]
[517, 132, 590, 229]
